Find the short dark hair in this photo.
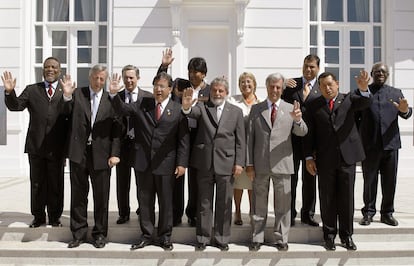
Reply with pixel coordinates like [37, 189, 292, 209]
[122, 65, 140, 78]
[304, 54, 320, 67]
[43, 56, 61, 67]
[153, 72, 173, 87]
[188, 57, 207, 75]
[318, 71, 337, 83]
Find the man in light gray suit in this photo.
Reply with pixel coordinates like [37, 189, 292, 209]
[246, 73, 308, 252]
[182, 77, 245, 252]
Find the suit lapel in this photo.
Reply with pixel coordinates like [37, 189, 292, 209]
[94, 90, 107, 125]
[332, 93, 344, 113]
[259, 102, 272, 130]
[205, 101, 219, 127]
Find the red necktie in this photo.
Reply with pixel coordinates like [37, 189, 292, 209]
[48, 84, 53, 97]
[271, 103, 277, 126]
[328, 99, 334, 111]
[156, 103, 161, 121]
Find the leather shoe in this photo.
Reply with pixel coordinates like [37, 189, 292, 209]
[291, 218, 296, 226]
[29, 219, 46, 228]
[195, 242, 206, 251]
[131, 238, 152, 250]
[249, 242, 261, 251]
[275, 242, 289, 251]
[116, 216, 130, 224]
[49, 220, 62, 227]
[160, 240, 173, 251]
[359, 215, 373, 226]
[68, 239, 84, 248]
[214, 242, 229, 251]
[301, 217, 319, 227]
[381, 214, 398, 226]
[173, 218, 182, 227]
[324, 238, 336, 251]
[234, 219, 243, 226]
[93, 235, 106, 248]
[341, 236, 357, 251]
[188, 217, 197, 227]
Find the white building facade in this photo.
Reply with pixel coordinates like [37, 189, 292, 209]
[0, 0, 413, 177]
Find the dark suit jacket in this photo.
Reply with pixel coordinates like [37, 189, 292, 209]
[356, 84, 412, 151]
[111, 95, 189, 176]
[187, 101, 245, 175]
[66, 87, 121, 170]
[282, 77, 320, 158]
[303, 91, 371, 167]
[5, 82, 70, 159]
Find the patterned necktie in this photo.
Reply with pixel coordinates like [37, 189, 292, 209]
[156, 102, 161, 121]
[328, 99, 334, 111]
[271, 103, 277, 126]
[48, 83, 53, 98]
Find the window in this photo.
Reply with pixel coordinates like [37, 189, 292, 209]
[34, 0, 107, 86]
[310, 0, 382, 91]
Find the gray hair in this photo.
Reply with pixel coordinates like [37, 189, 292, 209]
[210, 76, 229, 93]
[89, 64, 108, 77]
[265, 73, 286, 90]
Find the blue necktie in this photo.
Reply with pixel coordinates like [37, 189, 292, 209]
[91, 92, 99, 126]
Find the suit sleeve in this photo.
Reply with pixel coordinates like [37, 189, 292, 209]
[175, 112, 190, 168]
[4, 87, 28, 111]
[234, 108, 246, 167]
[110, 93, 139, 117]
[110, 113, 122, 158]
[246, 107, 255, 166]
[302, 105, 316, 159]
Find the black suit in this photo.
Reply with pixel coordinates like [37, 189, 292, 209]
[282, 77, 320, 222]
[115, 88, 153, 219]
[111, 95, 189, 242]
[5, 82, 69, 224]
[356, 84, 412, 217]
[66, 87, 121, 241]
[303, 91, 371, 240]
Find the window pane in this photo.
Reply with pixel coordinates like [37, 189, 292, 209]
[310, 0, 317, 21]
[310, 25, 317, 46]
[325, 48, 339, 64]
[350, 31, 364, 47]
[52, 48, 67, 63]
[350, 49, 364, 64]
[99, 26, 107, 46]
[78, 48, 92, 63]
[322, 0, 343, 21]
[374, 0, 381, 22]
[35, 67, 43, 81]
[374, 48, 381, 62]
[36, 0, 43, 21]
[75, 0, 95, 21]
[325, 67, 339, 81]
[48, 0, 69, 21]
[325, 31, 339, 46]
[310, 47, 318, 55]
[374, 26, 381, 46]
[35, 49, 43, 64]
[78, 31, 92, 46]
[99, 48, 107, 63]
[348, 0, 369, 22]
[35, 26, 43, 46]
[350, 68, 360, 90]
[99, 0, 107, 21]
[77, 68, 90, 88]
[52, 31, 67, 46]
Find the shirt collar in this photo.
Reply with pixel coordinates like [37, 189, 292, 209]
[266, 98, 281, 109]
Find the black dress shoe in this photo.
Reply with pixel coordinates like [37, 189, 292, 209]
[116, 216, 130, 224]
[29, 219, 46, 228]
[49, 220, 62, 227]
[359, 215, 373, 226]
[301, 217, 319, 227]
[324, 238, 336, 251]
[195, 242, 206, 251]
[188, 217, 197, 227]
[380, 214, 398, 226]
[136, 208, 140, 216]
[93, 235, 107, 248]
[249, 242, 261, 251]
[131, 238, 152, 250]
[214, 242, 229, 251]
[234, 219, 243, 226]
[275, 242, 289, 251]
[341, 236, 357, 251]
[291, 218, 296, 226]
[160, 241, 173, 251]
[173, 218, 182, 227]
[68, 239, 84, 248]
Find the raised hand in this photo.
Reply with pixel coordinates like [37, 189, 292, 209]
[109, 73, 122, 94]
[161, 48, 174, 67]
[1, 71, 17, 93]
[60, 74, 76, 97]
[289, 100, 302, 122]
[355, 70, 370, 91]
[285, 78, 297, 88]
[181, 88, 195, 111]
[393, 97, 410, 113]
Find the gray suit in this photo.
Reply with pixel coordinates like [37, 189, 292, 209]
[247, 99, 307, 244]
[187, 100, 245, 245]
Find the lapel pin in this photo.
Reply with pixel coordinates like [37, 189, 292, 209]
[167, 109, 171, 116]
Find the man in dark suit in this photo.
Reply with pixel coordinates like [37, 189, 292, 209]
[62, 65, 122, 249]
[158, 48, 210, 227]
[303, 71, 371, 251]
[115, 65, 153, 225]
[356, 63, 412, 227]
[282, 54, 321, 227]
[182, 77, 245, 252]
[1, 57, 70, 228]
[110, 72, 189, 251]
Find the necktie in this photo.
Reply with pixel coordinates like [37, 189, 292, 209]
[271, 103, 277, 126]
[91, 92, 98, 126]
[125, 92, 131, 104]
[216, 106, 222, 121]
[303, 82, 310, 100]
[328, 99, 334, 111]
[156, 102, 161, 121]
[48, 83, 53, 98]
